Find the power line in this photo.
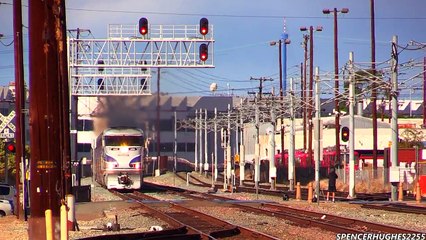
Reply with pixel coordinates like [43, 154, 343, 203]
[2, 3, 425, 21]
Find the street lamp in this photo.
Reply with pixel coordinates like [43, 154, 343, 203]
[300, 26, 322, 166]
[323, 7, 349, 167]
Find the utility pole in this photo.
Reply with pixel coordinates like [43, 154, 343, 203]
[370, 0, 378, 177]
[308, 27, 314, 167]
[349, 52, 356, 198]
[29, 0, 71, 238]
[302, 35, 309, 151]
[391, 35, 399, 201]
[323, 7, 349, 166]
[13, 0, 25, 219]
[300, 26, 322, 167]
[250, 77, 273, 100]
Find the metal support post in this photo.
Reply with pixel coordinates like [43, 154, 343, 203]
[214, 108, 218, 182]
[199, 109, 203, 173]
[349, 52, 356, 198]
[255, 96, 260, 189]
[156, 69, 161, 174]
[173, 111, 177, 175]
[391, 35, 399, 201]
[204, 109, 208, 173]
[269, 104, 276, 190]
[195, 109, 198, 172]
[314, 67, 321, 202]
[227, 104, 232, 185]
[239, 100, 245, 185]
[289, 78, 295, 191]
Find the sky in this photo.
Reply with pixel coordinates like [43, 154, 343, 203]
[0, 0, 425, 98]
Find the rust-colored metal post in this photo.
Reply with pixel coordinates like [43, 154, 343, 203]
[13, 0, 25, 219]
[28, 0, 71, 238]
[303, 35, 308, 151]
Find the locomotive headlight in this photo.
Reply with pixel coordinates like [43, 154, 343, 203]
[120, 147, 129, 153]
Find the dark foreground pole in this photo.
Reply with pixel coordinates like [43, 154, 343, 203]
[29, 0, 71, 239]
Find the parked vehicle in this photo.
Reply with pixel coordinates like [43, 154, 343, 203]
[0, 184, 16, 214]
[0, 199, 13, 217]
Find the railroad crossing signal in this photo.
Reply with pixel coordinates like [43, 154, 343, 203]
[5, 142, 16, 153]
[0, 111, 16, 139]
[341, 126, 349, 142]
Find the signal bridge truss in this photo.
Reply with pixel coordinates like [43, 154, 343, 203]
[68, 24, 214, 96]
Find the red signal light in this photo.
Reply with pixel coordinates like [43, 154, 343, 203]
[199, 44, 208, 61]
[199, 18, 209, 35]
[5, 142, 16, 153]
[139, 18, 148, 35]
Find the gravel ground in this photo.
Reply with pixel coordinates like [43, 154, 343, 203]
[0, 172, 425, 240]
[147, 172, 426, 234]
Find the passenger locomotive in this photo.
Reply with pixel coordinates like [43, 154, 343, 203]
[93, 127, 145, 189]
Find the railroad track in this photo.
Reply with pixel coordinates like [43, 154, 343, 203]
[181, 172, 424, 206]
[360, 203, 426, 215]
[112, 189, 278, 240]
[144, 180, 425, 235]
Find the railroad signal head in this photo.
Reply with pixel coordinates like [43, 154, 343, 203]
[199, 44, 208, 61]
[199, 18, 209, 35]
[5, 142, 16, 153]
[341, 126, 349, 142]
[139, 17, 148, 35]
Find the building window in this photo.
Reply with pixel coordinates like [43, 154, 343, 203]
[77, 143, 91, 153]
[186, 143, 195, 152]
[78, 119, 94, 131]
[177, 143, 186, 151]
[159, 119, 173, 131]
[160, 143, 174, 152]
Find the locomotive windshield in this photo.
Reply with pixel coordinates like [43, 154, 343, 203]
[104, 135, 144, 146]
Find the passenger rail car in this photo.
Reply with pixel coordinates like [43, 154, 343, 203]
[273, 149, 360, 170]
[93, 127, 144, 190]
